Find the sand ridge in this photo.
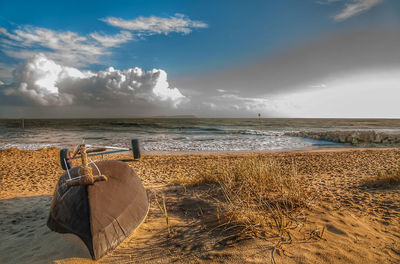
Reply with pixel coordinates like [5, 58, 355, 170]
[0, 148, 399, 263]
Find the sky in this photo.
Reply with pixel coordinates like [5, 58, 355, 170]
[0, 0, 399, 118]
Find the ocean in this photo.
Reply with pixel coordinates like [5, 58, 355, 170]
[1, 118, 399, 153]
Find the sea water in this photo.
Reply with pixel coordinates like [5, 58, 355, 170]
[1, 118, 399, 153]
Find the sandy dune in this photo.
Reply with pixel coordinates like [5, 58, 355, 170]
[0, 148, 399, 263]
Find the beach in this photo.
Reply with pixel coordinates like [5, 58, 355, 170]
[1, 147, 400, 263]
[2, 0, 400, 262]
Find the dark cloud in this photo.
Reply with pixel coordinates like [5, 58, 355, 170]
[176, 29, 400, 97]
[167, 29, 400, 117]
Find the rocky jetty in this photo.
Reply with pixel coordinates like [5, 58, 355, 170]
[286, 130, 400, 145]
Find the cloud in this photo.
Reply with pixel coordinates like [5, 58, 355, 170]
[101, 14, 208, 35]
[89, 31, 133, 47]
[309, 84, 327, 88]
[334, 0, 383, 21]
[0, 26, 119, 66]
[209, 94, 283, 114]
[1, 54, 187, 108]
[192, 93, 288, 117]
[269, 69, 400, 117]
[177, 29, 400, 99]
[0, 14, 207, 68]
[172, 29, 400, 117]
[0, 62, 15, 81]
[193, 68, 400, 118]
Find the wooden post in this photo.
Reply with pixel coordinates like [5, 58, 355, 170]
[131, 139, 141, 159]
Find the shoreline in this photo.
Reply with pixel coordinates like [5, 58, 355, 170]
[0, 142, 343, 153]
[3, 144, 397, 156]
[141, 145, 397, 155]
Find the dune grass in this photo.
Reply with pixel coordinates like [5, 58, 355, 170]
[173, 155, 315, 241]
[155, 195, 172, 236]
[365, 168, 400, 188]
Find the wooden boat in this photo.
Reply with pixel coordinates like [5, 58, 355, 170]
[47, 145, 148, 259]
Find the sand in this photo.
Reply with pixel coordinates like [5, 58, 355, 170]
[0, 147, 399, 263]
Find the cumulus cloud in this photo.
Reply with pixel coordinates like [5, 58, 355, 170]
[2, 54, 187, 108]
[101, 14, 208, 35]
[334, 0, 383, 21]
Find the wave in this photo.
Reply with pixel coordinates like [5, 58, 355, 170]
[238, 130, 284, 136]
[0, 143, 59, 150]
[109, 122, 230, 133]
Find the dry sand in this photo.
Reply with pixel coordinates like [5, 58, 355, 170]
[0, 147, 399, 263]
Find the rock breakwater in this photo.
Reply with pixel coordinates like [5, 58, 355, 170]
[286, 130, 400, 145]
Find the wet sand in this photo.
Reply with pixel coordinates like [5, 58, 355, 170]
[1, 147, 399, 263]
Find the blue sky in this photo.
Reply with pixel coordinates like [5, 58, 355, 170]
[0, 0, 399, 117]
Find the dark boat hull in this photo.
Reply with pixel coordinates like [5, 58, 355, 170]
[47, 160, 149, 259]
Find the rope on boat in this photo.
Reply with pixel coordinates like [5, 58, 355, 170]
[89, 157, 102, 176]
[86, 144, 130, 151]
[64, 158, 72, 180]
[64, 157, 103, 184]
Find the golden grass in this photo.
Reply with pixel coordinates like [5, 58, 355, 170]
[173, 155, 315, 241]
[365, 168, 400, 188]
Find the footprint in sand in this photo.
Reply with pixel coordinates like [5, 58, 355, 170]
[326, 224, 348, 236]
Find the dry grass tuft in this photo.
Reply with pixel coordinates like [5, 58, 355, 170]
[153, 193, 172, 237]
[174, 155, 316, 242]
[364, 168, 400, 188]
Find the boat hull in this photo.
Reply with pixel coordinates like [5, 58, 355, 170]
[47, 160, 149, 259]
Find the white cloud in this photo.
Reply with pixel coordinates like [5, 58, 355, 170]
[89, 31, 133, 47]
[0, 26, 122, 66]
[0, 14, 207, 67]
[310, 84, 327, 88]
[203, 93, 286, 115]
[3, 54, 187, 108]
[101, 14, 208, 35]
[334, 0, 383, 21]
